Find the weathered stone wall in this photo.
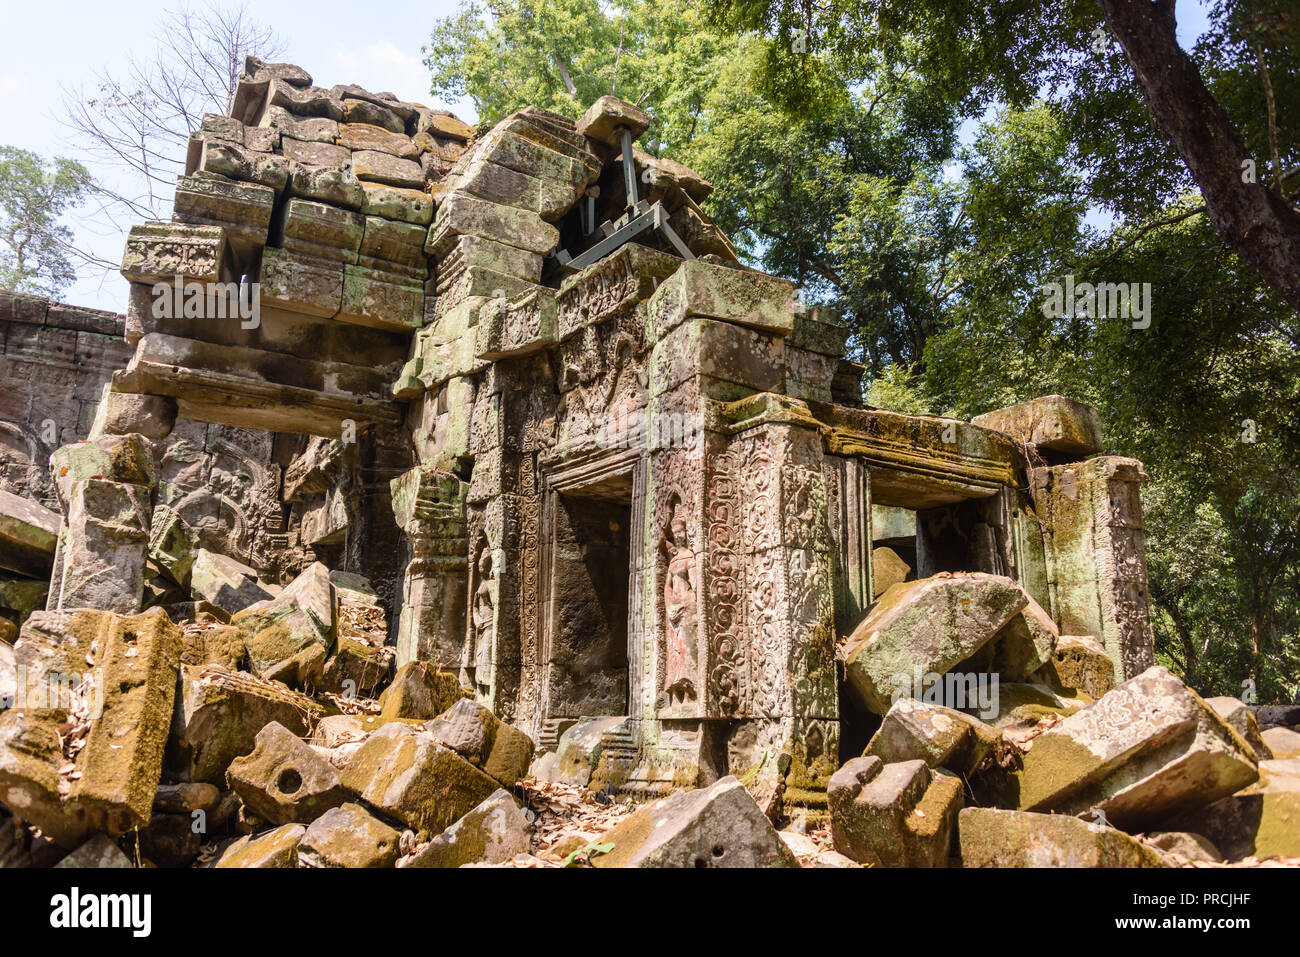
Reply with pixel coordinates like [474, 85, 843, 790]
[0, 292, 132, 507]
[0, 290, 377, 586]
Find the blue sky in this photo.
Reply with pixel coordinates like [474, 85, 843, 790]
[0, 0, 469, 308]
[2, 0, 1216, 311]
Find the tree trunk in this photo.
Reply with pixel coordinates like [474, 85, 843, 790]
[1097, 0, 1300, 313]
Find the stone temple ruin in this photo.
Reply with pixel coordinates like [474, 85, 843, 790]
[0, 57, 1295, 869]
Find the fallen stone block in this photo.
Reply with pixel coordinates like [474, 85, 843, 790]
[226, 721, 348, 825]
[189, 548, 273, 616]
[0, 608, 181, 847]
[153, 782, 221, 816]
[377, 660, 467, 722]
[865, 698, 1003, 777]
[539, 715, 629, 787]
[320, 634, 392, 698]
[339, 722, 499, 836]
[1014, 666, 1259, 830]
[148, 506, 199, 589]
[841, 572, 1029, 714]
[329, 570, 380, 604]
[985, 682, 1085, 740]
[1147, 830, 1222, 863]
[871, 545, 911, 599]
[214, 823, 306, 868]
[50, 478, 153, 613]
[232, 560, 337, 688]
[1252, 704, 1300, 732]
[958, 807, 1166, 867]
[168, 664, 331, 785]
[828, 757, 962, 867]
[138, 811, 203, 867]
[54, 834, 132, 868]
[178, 622, 246, 671]
[1036, 633, 1116, 700]
[310, 713, 367, 748]
[978, 593, 1058, 681]
[778, 830, 861, 868]
[425, 698, 535, 788]
[1262, 727, 1300, 759]
[1164, 758, 1300, 860]
[0, 488, 60, 578]
[297, 802, 400, 868]
[1205, 695, 1274, 759]
[0, 577, 49, 627]
[398, 788, 531, 868]
[972, 395, 1104, 459]
[592, 776, 798, 868]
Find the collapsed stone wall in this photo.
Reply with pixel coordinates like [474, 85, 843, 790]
[0, 290, 392, 599]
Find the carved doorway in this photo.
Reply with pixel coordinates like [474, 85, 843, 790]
[537, 451, 645, 727]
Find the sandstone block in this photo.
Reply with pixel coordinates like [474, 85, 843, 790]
[338, 723, 500, 836]
[233, 561, 337, 688]
[1036, 633, 1116, 700]
[959, 807, 1166, 867]
[841, 572, 1029, 714]
[377, 661, 467, 722]
[425, 697, 535, 788]
[865, 698, 1003, 777]
[0, 608, 181, 846]
[189, 548, 272, 615]
[226, 721, 348, 825]
[592, 776, 798, 868]
[972, 395, 1104, 458]
[398, 788, 531, 868]
[576, 95, 650, 147]
[168, 664, 329, 784]
[298, 803, 400, 868]
[828, 757, 962, 867]
[1014, 666, 1259, 830]
[214, 823, 306, 868]
[1164, 758, 1300, 859]
[0, 488, 59, 578]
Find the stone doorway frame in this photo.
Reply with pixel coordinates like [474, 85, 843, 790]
[535, 445, 649, 733]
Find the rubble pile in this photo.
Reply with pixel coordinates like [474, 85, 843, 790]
[0, 54, 1297, 868]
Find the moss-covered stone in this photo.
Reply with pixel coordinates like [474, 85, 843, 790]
[0, 607, 181, 846]
[214, 823, 306, 868]
[377, 661, 469, 722]
[592, 776, 798, 868]
[298, 803, 400, 868]
[958, 807, 1167, 867]
[398, 788, 531, 868]
[338, 723, 499, 837]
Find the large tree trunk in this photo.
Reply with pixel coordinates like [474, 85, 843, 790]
[1097, 0, 1300, 313]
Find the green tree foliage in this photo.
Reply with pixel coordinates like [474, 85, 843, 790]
[0, 146, 94, 298]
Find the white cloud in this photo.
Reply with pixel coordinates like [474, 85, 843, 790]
[331, 41, 433, 107]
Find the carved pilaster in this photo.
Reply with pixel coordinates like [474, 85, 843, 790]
[391, 465, 468, 669]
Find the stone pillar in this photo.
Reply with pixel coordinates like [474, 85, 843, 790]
[47, 434, 159, 613]
[824, 454, 872, 635]
[637, 260, 839, 806]
[391, 465, 468, 670]
[1033, 456, 1154, 680]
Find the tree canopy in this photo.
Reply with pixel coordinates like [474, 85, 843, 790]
[0, 146, 94, 298]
